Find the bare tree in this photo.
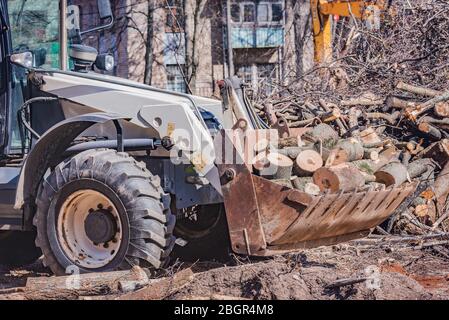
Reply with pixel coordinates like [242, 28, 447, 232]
[184, 0, 208, 93]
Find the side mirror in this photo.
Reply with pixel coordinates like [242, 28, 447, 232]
[97, 0, 113, 20]
[10, 51, 33, 68]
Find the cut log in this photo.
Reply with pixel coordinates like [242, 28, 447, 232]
[313, 163, 366, 193]
[292, 177, 321, 195]
[418, 122, 442, 140]
[319, 108, 342, 123]
[341, 97, 384, 106]
[407, 158, 435, 179]
[292, 176, 313, 190]
[405, 89, 449, 121]
[365, 112, 400, 125]
[324, 148, 348, 167]
[348, 108, 362, 134]
[335, 138, 364, 162]
[278, 146, 308, 159]
[319, 99, 348, 134]
[263, 103, 278, 125]
[310, 123, 339, 148]
[396, 81, 441, 97]
[359, 127, 382, 145]
[386, 96, 417, 109]
[419, 116, 449, 126]
[364, 148, 380, 161]
[304, 183, 321, 196]
[352, 159, 386, 175]
[260, 152, 293, 180]
[434, 102, 449, 118]
[416, 139, 449, 167]
[278, 136, 300, 148]
[374, 162, 409, 186]
[294, 149, 323, 176]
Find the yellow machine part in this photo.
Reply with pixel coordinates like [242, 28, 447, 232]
[312, 0, 387, 63]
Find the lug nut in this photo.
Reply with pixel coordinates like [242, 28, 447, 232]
[224, 169, 236, 182]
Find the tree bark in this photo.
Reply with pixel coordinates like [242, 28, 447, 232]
[143, 0, 155, 85]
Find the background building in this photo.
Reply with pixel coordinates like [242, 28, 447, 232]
[71, 0, 314, 98]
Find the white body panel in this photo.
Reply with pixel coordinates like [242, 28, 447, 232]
[39, 71, 223, 177]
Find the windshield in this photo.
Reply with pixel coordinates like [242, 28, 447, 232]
[7, 0, 60, 69]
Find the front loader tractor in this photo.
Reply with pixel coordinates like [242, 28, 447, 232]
[0, 0, 415, 275]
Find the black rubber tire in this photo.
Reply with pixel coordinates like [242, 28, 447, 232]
[173, 204, 231, 262]
[0, 230, 42, 267]
[34, 149, 176, 275]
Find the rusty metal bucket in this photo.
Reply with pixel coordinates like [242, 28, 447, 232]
[215, 129, 417, 256]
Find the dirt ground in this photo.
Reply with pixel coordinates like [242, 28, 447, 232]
[1, 240, 449, 300]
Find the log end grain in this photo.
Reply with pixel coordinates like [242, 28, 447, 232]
[295, 149, 323, 176]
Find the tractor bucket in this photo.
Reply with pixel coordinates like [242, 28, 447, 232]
[214, 129, 417, 256]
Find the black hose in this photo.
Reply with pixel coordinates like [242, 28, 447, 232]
[18, 96, 58, 142]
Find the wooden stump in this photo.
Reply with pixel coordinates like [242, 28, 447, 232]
[313, 163, 366, 193]
[294, 149, 323, 176]
[374, 162, 409, 186]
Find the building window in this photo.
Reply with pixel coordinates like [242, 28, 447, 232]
[258, 4, 269, 22]
[166, 0, 184, 32]
[231, 4, 240, 23]
[271, 3, 283, 22]
[231, 2, 283, 25]
[166, 65, 186, 93]
[243, 3, 256, 22]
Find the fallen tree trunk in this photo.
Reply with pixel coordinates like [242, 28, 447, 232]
[116, 268, 194, 300]
[24, 266, 148, 300]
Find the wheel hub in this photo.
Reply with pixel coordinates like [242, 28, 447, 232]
[84, 209, 117, 244]
[57, 189, 123, 269]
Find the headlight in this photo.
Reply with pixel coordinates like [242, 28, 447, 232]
[10, 51, 34, 69]
[95, 53, 114, 71]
